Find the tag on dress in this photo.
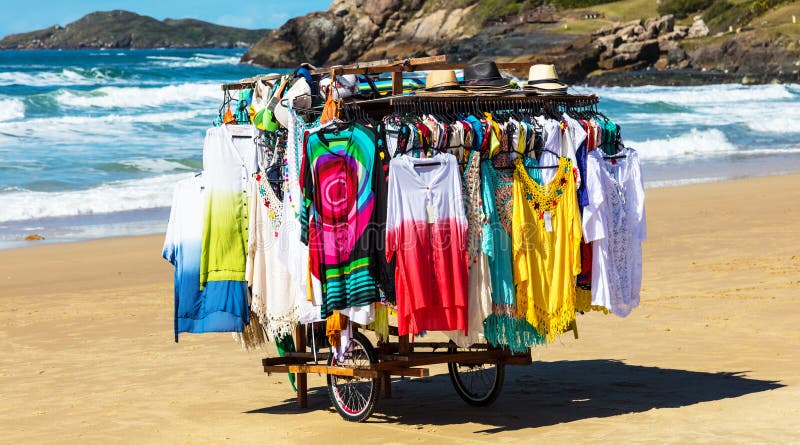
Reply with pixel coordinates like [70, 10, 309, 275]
[543, 211, 553, 232]
[426, 204, 437, 224]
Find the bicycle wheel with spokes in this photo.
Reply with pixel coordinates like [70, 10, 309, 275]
[447, 343, 504, 407]
[326, 332, 379, 422]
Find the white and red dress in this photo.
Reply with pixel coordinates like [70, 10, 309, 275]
[386, 153, 469, 336]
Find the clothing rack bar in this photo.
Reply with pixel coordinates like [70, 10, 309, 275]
[337, 93, 599, 118]
[334, 93, 598, 107]
[386, 93, 599, 105]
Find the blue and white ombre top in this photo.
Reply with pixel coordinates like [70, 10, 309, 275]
[162, 175, 245, 341]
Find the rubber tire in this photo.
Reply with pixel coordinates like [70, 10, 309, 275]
[447, 344, 505, 407]
[326, 332, 379, 422]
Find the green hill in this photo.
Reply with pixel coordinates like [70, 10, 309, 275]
[0, 10, 270, 49]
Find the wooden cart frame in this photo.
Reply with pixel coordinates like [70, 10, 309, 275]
[222, 56, 592, 421]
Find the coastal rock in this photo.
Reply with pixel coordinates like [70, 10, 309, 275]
[596, 34, 622, 51]
[688, 19, 710, 39]
[594, 24, 623, 37]
[243, 0, 484, 68]
[617, 40, 661, 62]
[401, 10, 448, 43]
[654, 57, 670, 70]
[688, 30, 799, 78]
[598, 53, 636, 69]
[240, 2, 797, 85]
[659, 38, 680, 53]
[364, 0, 399, 24]
[622, 19, 645, 28]
[242, 13, 342, 66]
[617, 25, 639, 41]
[638, 24, 658, 41]
[668, 47, 688, 65]
[645, 15, 674, 34]
[660, 30, 686, 41]
[24, 234, 44, 241]
[588, 14, 690, 72]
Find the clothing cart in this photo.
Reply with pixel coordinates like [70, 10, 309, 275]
[221, 57, 596, 422]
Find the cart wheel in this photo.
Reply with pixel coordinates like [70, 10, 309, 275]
[326, 332, 379, 422]
[447, 343, 505, 407]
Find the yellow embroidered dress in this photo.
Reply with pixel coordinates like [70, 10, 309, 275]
[512, 156, 582, 341]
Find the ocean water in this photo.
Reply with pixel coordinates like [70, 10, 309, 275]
[1, 49, 799, 248]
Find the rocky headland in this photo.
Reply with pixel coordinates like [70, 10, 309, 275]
[242, 0, 800, 85]
[0, 10, 270, 49]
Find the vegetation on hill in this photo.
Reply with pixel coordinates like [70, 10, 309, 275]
[702, 0, 793, 33]
[657, 0, 714, 18]
[0, 10, 270, 49]
[467, 0, 618, 25]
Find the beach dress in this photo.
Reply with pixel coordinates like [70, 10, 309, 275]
[512, 156, 582, 342]
[582, 148, 646, 316]
[276, 108, 322, 324]
[386, 153, 469, 336]
[481, 160, 545, 351]
[162, 175, 209, 341]
[196, 125, 259, 332]
[245, 173, 301, 340]
[300, 122, 382, 322]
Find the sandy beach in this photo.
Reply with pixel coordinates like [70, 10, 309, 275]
[2, 173, 798, 444]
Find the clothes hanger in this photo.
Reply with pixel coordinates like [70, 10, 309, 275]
[413, 159, 441, 167]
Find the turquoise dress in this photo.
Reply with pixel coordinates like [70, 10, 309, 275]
[481, 157, 545, 352]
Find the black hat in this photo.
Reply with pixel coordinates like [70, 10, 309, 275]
[461, 61, 510, 87]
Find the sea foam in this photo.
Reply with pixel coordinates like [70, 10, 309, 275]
[746, 116, 800, 133]
[0, 173, 192, 223]
[116, 158, 197, 173]
[146, 53, 241, 68]
[0, 68, 116, 87]
[599, 83, 798, 105]
[627, 128, 738, 161]
[0, 110, 205, 144]
[55, 83, 219, 109]
[0, 98, 25, 122]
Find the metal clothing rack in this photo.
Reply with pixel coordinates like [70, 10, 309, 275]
[340, 93, 600, 118]
[221, 55, 590, 422]
[221, 55, 540, 92]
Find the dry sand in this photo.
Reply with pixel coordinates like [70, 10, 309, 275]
[1, 174, 799, 444]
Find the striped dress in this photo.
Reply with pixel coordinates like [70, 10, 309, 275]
[300, 122, 381, 318]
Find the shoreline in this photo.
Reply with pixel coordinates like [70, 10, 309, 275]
[2, 164, 798, 442]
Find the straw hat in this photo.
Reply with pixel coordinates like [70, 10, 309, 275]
[524, 64, 568, 95]
[274, 77, 312, 128]
[417, 70, 469, 95]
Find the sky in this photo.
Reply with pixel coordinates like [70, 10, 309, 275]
[0, 1, 332, 38]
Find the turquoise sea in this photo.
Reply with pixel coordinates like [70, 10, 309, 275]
[1, 49, 799, 248]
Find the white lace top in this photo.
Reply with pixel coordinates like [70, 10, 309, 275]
[246, 174, 300, 340]
[582, 148, 647, 316]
